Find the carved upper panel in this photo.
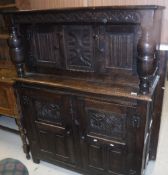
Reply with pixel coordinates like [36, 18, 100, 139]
[13, 10, 141, 24]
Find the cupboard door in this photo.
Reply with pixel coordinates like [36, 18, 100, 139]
[81, 134, 128, 175]
[80, 134, 106, 174]
[18, 86, 76, 166]
[78, 98, 138, 175]
[107, 141, 127, 174]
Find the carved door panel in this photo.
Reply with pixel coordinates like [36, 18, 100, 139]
[77, 98, 138, 175]
[18, 86, 76, 166]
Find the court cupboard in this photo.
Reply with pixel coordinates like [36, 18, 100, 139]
[3, 5, 167, 175]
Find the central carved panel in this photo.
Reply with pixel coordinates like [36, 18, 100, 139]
[64, 25, 94, 71]
[87, 109, 126, 140]
[35, 100, 62, 124]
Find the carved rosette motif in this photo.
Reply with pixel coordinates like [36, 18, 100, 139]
[87, 109, 126, 139]
[35, 100, 62, 124]
[13, 10, 141, 24]
[22, 95, 30, 105]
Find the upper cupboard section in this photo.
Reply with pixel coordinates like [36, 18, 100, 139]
[25, 24, 139, 74]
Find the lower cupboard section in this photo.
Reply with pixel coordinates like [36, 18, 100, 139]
[17, 85, 150, 175]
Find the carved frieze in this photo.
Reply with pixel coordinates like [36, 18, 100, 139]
[13, 10, 141, 24]
[87, 108, 126, 139]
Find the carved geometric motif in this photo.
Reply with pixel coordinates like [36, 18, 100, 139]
[106, 33, 134, 70]
[64, 25, 94, 71]
[35, 100, 62, 124]
[87, 108, 126, 139]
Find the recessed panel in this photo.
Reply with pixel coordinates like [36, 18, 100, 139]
[29, 25, 63, 68]
[105, 25, 137, 72]
[88, 144, 104, 171]
[106, 34, 134, 70]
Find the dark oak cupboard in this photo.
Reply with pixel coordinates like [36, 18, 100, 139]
[17, 83, 150, 175]
[3, 5, 167, 175]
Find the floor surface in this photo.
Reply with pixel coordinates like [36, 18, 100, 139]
[0, 81, 168, 175]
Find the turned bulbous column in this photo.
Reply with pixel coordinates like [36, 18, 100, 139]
[8, 26, 25, 77]
[137, 31, 156, 95]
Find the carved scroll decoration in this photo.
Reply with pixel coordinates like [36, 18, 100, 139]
[35, 100, 62, 124]
[87, 108, 126, 139]
[13, 10, 141, 24]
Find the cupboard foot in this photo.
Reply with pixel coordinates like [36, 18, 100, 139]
[15, 118, 30, 160]
[32, 157, 40, 164]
